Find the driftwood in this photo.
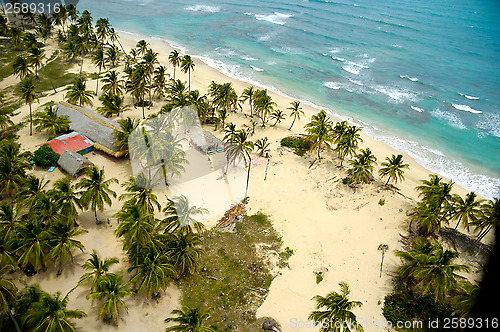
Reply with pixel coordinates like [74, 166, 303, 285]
[215, 203, 246, 230]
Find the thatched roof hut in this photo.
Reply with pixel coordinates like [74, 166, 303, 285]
[55, 101, 124, 157]
[57, 150, 94, 177]
[190, 131, 224, 153]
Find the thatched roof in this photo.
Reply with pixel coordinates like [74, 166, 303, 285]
[55, 101, 124, 157]
[57, 150, 93, 177]
[190, 131, 224, 153]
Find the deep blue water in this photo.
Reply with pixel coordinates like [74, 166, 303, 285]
[78, 0, 500, 199]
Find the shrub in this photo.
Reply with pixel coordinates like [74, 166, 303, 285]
[315, 271, 323, 284]
[379, 198, 386, 206]
[280, 136, 311, 156]
[33, 144, 59, 167]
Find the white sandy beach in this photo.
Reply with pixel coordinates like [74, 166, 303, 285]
[1, 31, 491, 331]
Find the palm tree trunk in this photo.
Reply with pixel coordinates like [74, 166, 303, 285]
[94, 210, 100, 224]
[244, 157, 251, 198]
[188, 69, 191, 92]
[44, 66, 57, 93]
[6, 305, 21, 332]
[385, 177, 390, 186]
[289, 116, 296, 130]
[80, 55, 84, 77]
[96, 67, 101, 94]
[29, 104, 33, 136]
[173, 66, 176, 81]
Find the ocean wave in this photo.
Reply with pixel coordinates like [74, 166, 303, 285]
[241, 55, 259, 61]
[374, 86, 418, 103]
[341, 58, 375, 75]
[431, 109, 467, 130]
[348, 78, 364, 86]
[324, 81, 341, 90]
[476, 114, 500, 138]
[452, 104, 482, 114]
[411, 106, 424, 113]
[458, 92, 479, 100]
[332, 56, 345, 62]
[250, 65, 264, 72]
[254, 12, 292, 25]
[185, 5, 220, 13]
[400, 75, 419, 82]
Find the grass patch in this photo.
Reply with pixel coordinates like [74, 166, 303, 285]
[36, 55, 78, 93]
[280, 136, 312, 156]
[177, 212, 288, 331]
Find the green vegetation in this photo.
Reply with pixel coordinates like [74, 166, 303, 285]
[177, 213, 288, 331]
[280, 136, 312, 156]
[33, 144, 59, 167]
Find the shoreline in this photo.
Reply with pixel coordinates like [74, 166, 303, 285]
[116, 29, 499, 200]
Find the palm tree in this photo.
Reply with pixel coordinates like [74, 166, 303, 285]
[92, 47, 106, 94]
[76, 166, 118, 224]
[153, 65, 168, 99]
[47, 222, 87, 275]
[255, 137, 270, 157]
[225, 130, 254, 197]
[379, 154, 409, 186]
[223, 122, 238, 144]
[12, 55, 32, 80]
[305, 110, 333, 159]
[288, 100, 303, 130]
[24, 291, 86, 332]
[165, 306, 214, 332]
[136, 40, 149, 56]
[473, 198, 499, 243]
[166, 232, 204, 278]
[28, 46, 44, 79]
[253, 89, 276, 127]
[101, 70, 123, 96]
[270, 109, 286, 127]
[395, 237, 470, 301]
[65, 77, 95, 107]
[347, 148, 377, 184]
[87, 272, 131, 325]
[119, 173, 161, 214]
[451, 192, 484, 231]
[239, 86, 255, 117]
[169, 50, 181, 81]
[243, 119, 258, 136]
[335, 125, 362, 168]
[0, 262, 21, 332]
[309, 282, 364, 332]
[209, 82, 238, 116]
[453, 281, 479, 318]
[78, 250, 119, 292]
[106, 45, 120, 68]
[19, 76, 39, 136]
[0, 202, 19, 245]
[113, 117, 140, 157]
[180, 55, 195, 92]
[114, 202, 155, 258]
[95, 17, 111, 47]
[12, 220, 49, 272]
[50, 177, 82, 227]
[162, 195, 208, 234]
[127, 248, 174, 298]
[131, 64, 147, 118]
[97, 93, 131, 118]
[0, 139, 31, 197]
[33, 104, 71, 135]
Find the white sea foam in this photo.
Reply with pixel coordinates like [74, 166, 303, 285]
[250, 65, 264, 72]
[185, 5, 220, 13]
[241, 55, 259, 61]
[411, 106, 424, 113]
[348, 78, 364, 86]
[452, 104, 482, 114]
[254, 12, 292, 25]
[458, 92, 480, 100]
[400, 75, 419, 82]
[432, 109, 467, 130]
[375, 86, 418, 103]
[332, 56, 345, 62]
[476, 114, 500, 138]
[342, 58, 374, 75]
[324, 81, 341, 90]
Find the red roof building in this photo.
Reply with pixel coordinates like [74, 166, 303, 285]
[42, 132, 94, 155]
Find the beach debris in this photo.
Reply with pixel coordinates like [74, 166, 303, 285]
[245, 286, 267, 294]
[378, 244, 389, 278]
[215, 203, 246, 232]
[262, 319, 280, 332]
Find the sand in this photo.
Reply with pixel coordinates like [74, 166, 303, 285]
[0, 31, 492, 331]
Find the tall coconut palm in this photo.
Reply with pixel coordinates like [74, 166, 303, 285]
[253, 89, 276, 127]
[114, 202, 155, 257]
[0, 139, 31, 197]
[473, 198, 500, 243]
[97, 93, 131, 118]
[92, 47, 106, 94]
[335, 125, 362, 167]
[395, 237, 470, 301]
[270, 109, 285, 127]
[19, 76, 39, 136]
[309, 282, 364, 332]
[239, 86, 255, 117]
[153, 65, 168, 99]
[136, 40, 149, 56]
[47, 222, 87, 275]
[33, 104, 70, 135]
[95, 17, 111, 47]
[106, 45, 120, 68]
[12, 55, 32, 80]
[288, 100, 303, 130]
[453, 281, 479, 318]
[24, 291, 86, 332]
[65, 77, 95, 107]
[78, 250, 119, 292]
[347, 148, 377, 184]
[225, 130, 254, 197]
[379, 154, 409, 186]
[119, 173, 161, 214]
[127, 247, 174, 298]
[101, 70, 123, 96]
[223, 122, 238, 144]
[165, 306, 214, 332]
[49, 177, 81, 226]
[28, 46, 44, 79]
[12, 220, 49, 272]
[0, 202, 19, 245]
[0, 262, 21, 332]
[451, 192, 484, 231]
[168, 50, 181, 81]
[180, 55, 195, 92]
[255, 137, 270, 158]
[131, 64, 147, 118]
[166, 232, 204, 278]
[162, 195, 208, 234]
[209, 82, 238, 115]
[76, 166, 118, 224]
[113, 117, 140, 157]
[305, 110, 333, 159]
[87, 272, 131, 326]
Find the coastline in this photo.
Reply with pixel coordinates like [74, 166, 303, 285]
[116, 30, 500, 200]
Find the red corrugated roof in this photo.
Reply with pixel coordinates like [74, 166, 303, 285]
[42, 132, 93, 155]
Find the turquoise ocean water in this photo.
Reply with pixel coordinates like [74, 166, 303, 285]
[78, 0, 500, 199]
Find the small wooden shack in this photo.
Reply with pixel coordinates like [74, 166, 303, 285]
[57, 150, 94, 177]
